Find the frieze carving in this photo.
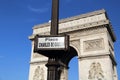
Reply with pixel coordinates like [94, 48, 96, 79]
[70, 27, 106, 39]
[33, 66, 44, 80]
[84, 38, 104, 52]
[88, 62, 105, 80]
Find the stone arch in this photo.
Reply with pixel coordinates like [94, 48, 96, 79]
[29, 10, 118, 80]
[67, 45, 79, 80]
[70, 43, 80, 57]
[59, 46, 79, 80]
[61, 46, 78, 66]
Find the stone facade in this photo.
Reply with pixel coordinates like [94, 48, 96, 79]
[29, 9, 118, 80]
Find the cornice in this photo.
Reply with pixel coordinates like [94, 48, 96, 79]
[33, 9, 105, 29]
[30, 9, 116, 42]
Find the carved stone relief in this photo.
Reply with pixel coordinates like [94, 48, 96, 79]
[60, 68, 68, 80]
[70, 27, 106, 39]
[33, 66, 44, 80]
[84, 38, 104, 52]
[88, 62, 105, 80]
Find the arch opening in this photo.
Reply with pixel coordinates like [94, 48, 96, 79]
[68, 46, 79, 80]
[60, 46, 79, 80]
[61, 46, 78, 66]
[68, 56, 79, 80]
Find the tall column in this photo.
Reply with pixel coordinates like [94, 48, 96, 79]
[79, 27, 118, 80]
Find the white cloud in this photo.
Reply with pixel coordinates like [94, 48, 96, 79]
[28, 5, 49, 13]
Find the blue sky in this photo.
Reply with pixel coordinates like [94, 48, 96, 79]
[0, 0, 120, 80]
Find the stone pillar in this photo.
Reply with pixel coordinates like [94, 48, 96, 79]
[28, 41, 48, 80]
[79, 28, 118, 80]
[60, 67, 68, 80]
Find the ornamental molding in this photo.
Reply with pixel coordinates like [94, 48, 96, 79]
[33, 10, 108, 34]
[69, 27, 106, 39]
[33, 9, 106, 29]
[30, 61, 47, 65]
[29, 26, 107, 41]
[33, 53, 43, 58]
[33, 20, 109, 35]
[30, 9, 115, 41]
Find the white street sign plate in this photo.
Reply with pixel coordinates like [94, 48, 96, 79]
[38, 37, 65, 49]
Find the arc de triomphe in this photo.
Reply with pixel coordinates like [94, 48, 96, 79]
[28, 9, 118, 80]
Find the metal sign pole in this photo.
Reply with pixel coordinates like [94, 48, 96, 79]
[50, 0, 59, 35]
[46, 0, 60, 80]
[34, 0, 69, 80]
[46, 58, 60, 80]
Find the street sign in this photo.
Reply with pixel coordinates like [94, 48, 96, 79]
[34, 35, 69, 51]
[38, 37, 65, 48]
